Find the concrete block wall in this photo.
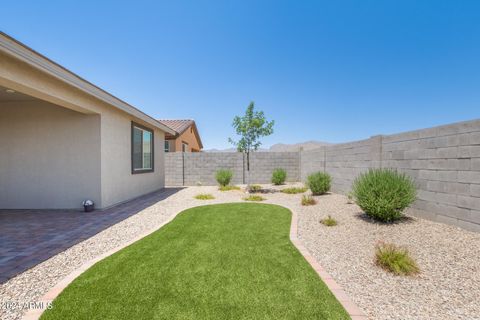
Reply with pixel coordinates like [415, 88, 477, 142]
[164, 152, 183, 186]
[165, 152, 300, 186]
[299, 119, 480, 232]
[299, 147, 325, 181]
[381, 119, 480, 232]
[325, 136, 381, 193]
[183, 152, 244, 186]
[248, 152, 300, 183]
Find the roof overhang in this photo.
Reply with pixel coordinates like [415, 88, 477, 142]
[191, 122, 204, 149]
[0, 32, 175, 135]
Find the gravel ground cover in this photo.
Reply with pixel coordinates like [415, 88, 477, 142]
[1, 185, 479, 320]
[297, 193, 480, 320]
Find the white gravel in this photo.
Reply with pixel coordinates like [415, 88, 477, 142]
[1, 185, 479, 320]
[297, 193, 480, 320]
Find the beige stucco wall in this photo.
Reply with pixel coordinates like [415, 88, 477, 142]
[0, 101, 101, 209]
[0, 49, 166, 210]
[100, 109, 165, 208]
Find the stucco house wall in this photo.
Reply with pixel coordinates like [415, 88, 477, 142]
[0, 100, 101, 209]
[0, 33, 171, 210]
[100, 109, 165, 208]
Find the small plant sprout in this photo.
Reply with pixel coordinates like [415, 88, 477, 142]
[346, 192, 354, 204]
[243, 195, 266, 201]
[320, 215, 337, 226]
[375, 242, 419, 276]
[219, 185, 241, 191]
[281, 187, 308, 194]
[194, 194, 215, 200]
[248, 184, 263, 193]
[301, 195, 316, 206]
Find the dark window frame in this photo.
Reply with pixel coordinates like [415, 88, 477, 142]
[182, 141, 189, 152]
[131, 121, 154, 174]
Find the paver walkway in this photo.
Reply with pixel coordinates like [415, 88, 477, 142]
[0, 188, 181, 283]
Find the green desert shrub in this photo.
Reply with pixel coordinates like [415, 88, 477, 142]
[281, 187, 308, 194]
[194, 194, 215, 200]
[243, 195, 266, 201]
[320, 215, 337, 227]
[375, 242, 419, 276]
[352, 169, 416, 222]
[215, 169, 233, 187]
[271, 168, 287, 185]
[219, 185, 241, 191]
[346, 192, 354, 204]
[301, 195, 316, 206]
[307, 172, 331, 195]
[248, 184, 263, 193]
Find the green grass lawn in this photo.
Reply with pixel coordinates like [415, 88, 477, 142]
[41, 203, 349, 320]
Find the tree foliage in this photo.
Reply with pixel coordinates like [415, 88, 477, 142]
[229, 102, 274, 170]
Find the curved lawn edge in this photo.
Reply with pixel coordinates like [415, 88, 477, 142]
[23, 202, 366, 320]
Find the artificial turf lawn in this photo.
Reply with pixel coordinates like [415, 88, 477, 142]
[41, 203, 349, 320]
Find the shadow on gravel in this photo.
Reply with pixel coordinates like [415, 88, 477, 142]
[354, 212, 416, 225]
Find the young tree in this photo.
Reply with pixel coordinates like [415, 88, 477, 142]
[229, 102, 274, 181]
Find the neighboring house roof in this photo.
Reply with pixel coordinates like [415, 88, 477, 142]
[158, 119, 194, 134]
[158, 119, 203, 149]
[0, 32, 175, 135]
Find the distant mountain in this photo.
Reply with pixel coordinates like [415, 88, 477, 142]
[204, 147, 269, 152]
[203, 148, 238, 153]
[269, 141, 331, 152]
[204, 141, 331, 152]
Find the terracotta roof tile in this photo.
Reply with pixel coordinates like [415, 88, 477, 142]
[157, 119, 194, 135]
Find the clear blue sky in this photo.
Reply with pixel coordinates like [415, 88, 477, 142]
[3, 1, 479, 149]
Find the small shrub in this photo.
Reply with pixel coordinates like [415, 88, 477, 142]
[243, 195, 266, 201]
[346, 192, 354, 204]
[271, 168, 287, 185]
[307, 172, 331, 195]
[281, 187, 308, 194]
[194, 194, 215, 200]
[215, 169, 233, 186]
[219, 185, 241, 191]
[248, 184, 263, 193]
[375, 242, 419, 276]
[301, 195, 316, 206]
[320, 215, 337, 226]
[218, 185, 240, 191]
[352, 169, 416, 222]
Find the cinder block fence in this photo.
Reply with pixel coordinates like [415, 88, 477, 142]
[165, 119, 480, 232]
[165, 152, 300, 186]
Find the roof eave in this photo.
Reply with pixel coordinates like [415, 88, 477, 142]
[0, 32, 176, 135]
[191, 122, 203, 149]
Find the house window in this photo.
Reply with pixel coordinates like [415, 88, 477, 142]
[131, 122, 154, 174]
[164, 140, 170, 152]
[182, 142, 188, 152]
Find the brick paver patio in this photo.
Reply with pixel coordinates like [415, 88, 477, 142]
[0, 188, 182, 284]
